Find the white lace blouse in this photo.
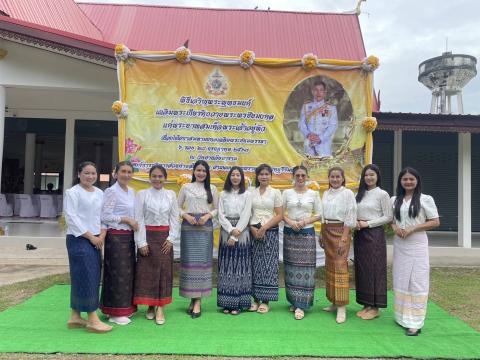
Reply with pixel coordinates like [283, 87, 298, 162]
[218, 190, 252, 233]
[356, 187, 393, 228]
[101, 182, 136, 231]
[322, 186, 357, 228]
[134, 187, 180, 248]
[64, 184, 103, 237]
[249, 186, 283, 225]
[391, 194, 439, 229]
[282, 188, 322, 229]
[177, 182, 218, 217]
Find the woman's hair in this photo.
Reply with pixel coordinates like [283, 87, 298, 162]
[254, 163, 273, 188]
[394, 167, 422, 221]
[292, 165, 308, 176]
[356, 164, 382, 203]
[114, 161, 134, 174]
[74, 161, 96, 185]
[328, 166, 346, 187]
[192, 160, 213, 204]
[149, 164, 168, 179]
[223, 166, 246, 194]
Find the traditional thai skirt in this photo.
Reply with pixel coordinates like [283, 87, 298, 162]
[66, 234, 101, 312]
[217, 217, 252, 311]
[321, 222, 350, 306]
[393, 231, 429, 329]
[133, 226, 173, 306]
[179, 214, 213, 299]
[251, 224, 279, 301]
[283, 226, 316, 310]
[100, 229, 137, 316]
[353, 226, 387, 308]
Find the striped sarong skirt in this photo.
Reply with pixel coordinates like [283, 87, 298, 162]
[217, 217, 252, 311]
[66, 234, 102, 312]
[283, 226, 316, 310]
[393, 231, 429, 329]
[101, 229, 137, 316]
[134, 226, 173, 306]
[180, 215, 213, 299]
[321, 223, 350, 306]
[353, 226, 387, 308]
[251, 225, 279, 301]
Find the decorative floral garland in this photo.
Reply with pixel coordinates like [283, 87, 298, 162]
[239, 50, 255, 69]
[302, 53, 318, 70]
[362, 116, 377, 132]
[115, 44, 130, 61]
[175, 46, 192, 64]
[362, 55, 379, 72]
[307, 180, 321, 191]
[111, 101, 128, 118]
[176, 173, 192, 185]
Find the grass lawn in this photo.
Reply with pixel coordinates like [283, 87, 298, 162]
[0, 263, 478, 360]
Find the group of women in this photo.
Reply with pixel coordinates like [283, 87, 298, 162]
[64, 159, 439, 337]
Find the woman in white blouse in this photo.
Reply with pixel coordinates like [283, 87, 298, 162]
[282, 165, 322, 320]
[133, 165, 180, 325]
[249, 163, 283, 314]
[321, 166, 357, 324]
[217, 166, 252, 315]
[178, 160, 218, 318]
[391, 167, 440, 336]
[354, 164, 392, 320]
[100, 161, 138, 326]
[64, 161, 111, 333]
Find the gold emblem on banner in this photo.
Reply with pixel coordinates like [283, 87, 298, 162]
[205, 68, 228, 96]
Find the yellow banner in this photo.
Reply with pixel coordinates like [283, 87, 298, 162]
[117, 50, 375, 191]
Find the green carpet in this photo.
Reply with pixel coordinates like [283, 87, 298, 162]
[0, 286, 479, 358]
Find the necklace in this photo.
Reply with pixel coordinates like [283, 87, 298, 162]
[294, 188, 307, 208]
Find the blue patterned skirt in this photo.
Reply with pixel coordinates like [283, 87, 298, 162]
[217, 218, 252, 310]
[251, 225, 279, 301]
[66, 234, 102, 312]
[283, 226, 316, 310]
[179, 215, 213, 299]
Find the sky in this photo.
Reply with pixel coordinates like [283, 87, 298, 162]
[78, 0, 480, 114]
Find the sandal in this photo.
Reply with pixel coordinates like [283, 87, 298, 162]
[361, 308, 379, 320]
[223, 309, 230, 314]
[294, 308, 304, 320]
[155, 307, 165, 325]
[67, 319, 87, 329]
[249, 302, 259, 312]
[257, 303, 269, 314]
[230, 310, 240, 315]
[145, 307, 155, 320]
[187, 300, 194, 315]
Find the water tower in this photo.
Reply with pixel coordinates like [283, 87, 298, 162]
[418, 52, 477, 114]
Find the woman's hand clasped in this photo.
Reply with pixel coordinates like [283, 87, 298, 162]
[138, 245, 150, 257]
[161, 240, 173, 254]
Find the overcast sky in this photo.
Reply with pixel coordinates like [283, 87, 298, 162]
[78, 0, 480, 114]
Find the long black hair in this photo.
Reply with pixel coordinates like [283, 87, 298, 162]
[191, 160, 213, 204]
[149, 164, 167, 179]
[223, 166, 246, 194]
[74, 161, 96, 185]
[356, 164, 382, 203]
[292, 165, 308, 176]
[328, 166, 346, 187]
[255, 163, 273, 188]
[394, 167, 422, 221]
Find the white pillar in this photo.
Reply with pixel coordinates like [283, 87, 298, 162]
[63, 118, 75, 194]
[457, 92, 464, 114]
[458, 132, 471, 248]
[0, 86, 5, 193]
[430, 94, 437, 113]
[393, 130, 402, 193]
[447, 95, 452, 114]
[24, 133, 36, 194]
[112, 136, 118, 169]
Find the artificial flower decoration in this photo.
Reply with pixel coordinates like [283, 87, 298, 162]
[307, 180, 321, 191]
[111, 101, 128, 118]
[302, 53, 318, 70]
[362, 116, 377, 132]
[114, 44, 130, 61]
[244, 175, 252, 187]
[240, 50, 255, 69]
[177, 173, 192, 185]
[175, 46, 192, 64]
[362, 55, 380, 72]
